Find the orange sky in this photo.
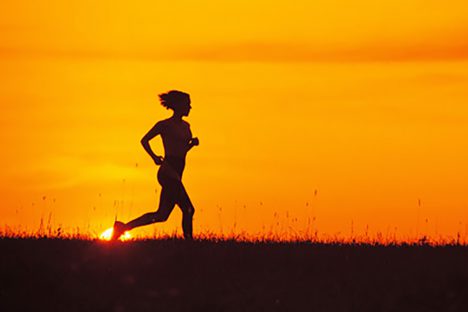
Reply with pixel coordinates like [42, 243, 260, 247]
[1, 1, 468, 241]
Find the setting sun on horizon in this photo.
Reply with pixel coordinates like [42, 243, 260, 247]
[2, 1, 468, 242]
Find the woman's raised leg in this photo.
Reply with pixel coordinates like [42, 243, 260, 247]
[126, 187, 176, 230]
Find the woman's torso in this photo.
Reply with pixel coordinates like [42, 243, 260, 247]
[160, 118, 192, 158]
[158, 118, 192, 180]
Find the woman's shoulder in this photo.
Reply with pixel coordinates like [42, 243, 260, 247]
[156, 118, 172, 126]
[150, 118, 170, 133]
[158, 118, 190, 129]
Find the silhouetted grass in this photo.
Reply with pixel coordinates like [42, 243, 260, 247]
[1, 226, 466, 246]
[1, 237, 468, 311]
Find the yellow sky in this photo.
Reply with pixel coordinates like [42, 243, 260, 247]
[2, 0, 468, 60]
[1, 1, 468, 241]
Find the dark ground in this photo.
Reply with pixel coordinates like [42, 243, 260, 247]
[1, 238, 468, 312]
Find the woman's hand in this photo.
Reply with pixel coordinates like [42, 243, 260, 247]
[189, 137, 199, 147]
[187, 137, 199, 152]
[153, 155, 164, 166]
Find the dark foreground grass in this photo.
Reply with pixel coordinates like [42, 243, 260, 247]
[1, 238, 468, 312]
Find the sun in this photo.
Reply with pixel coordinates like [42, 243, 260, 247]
[99, 227, 132, 241]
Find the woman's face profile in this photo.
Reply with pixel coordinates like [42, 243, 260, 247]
[180, 101, 191, 116]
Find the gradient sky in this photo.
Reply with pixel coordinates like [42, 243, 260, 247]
[1, 1, 468, 240]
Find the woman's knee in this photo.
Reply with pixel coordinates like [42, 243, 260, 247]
[179, 193, 194, 217]
[153, 210, 170, 222]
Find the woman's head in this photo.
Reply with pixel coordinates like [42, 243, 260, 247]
[158, 90, 191, 116]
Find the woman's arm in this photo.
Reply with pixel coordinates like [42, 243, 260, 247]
[186, 122, 199, 152]
[141, 122, 164, 165]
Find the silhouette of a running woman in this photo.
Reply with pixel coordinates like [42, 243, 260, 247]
[112, 90, 199, 240]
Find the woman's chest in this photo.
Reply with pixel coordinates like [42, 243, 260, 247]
[164, 122, 191, 142]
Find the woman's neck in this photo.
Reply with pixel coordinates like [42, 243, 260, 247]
[171, 113, 183, 121]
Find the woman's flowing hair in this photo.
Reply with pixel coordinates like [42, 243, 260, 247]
[158, 90, 190, 110]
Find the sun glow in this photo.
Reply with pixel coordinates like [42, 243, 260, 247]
[99, 227, 132, 241]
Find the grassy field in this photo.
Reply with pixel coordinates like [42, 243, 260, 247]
[1, 238, 468, 312]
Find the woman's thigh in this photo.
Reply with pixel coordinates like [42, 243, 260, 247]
[175, 183, 194, 214]
[159, 174, 193, 214]
[156, 186, 177, 218]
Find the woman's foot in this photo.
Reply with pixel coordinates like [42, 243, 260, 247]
[111, 221, 129, 241]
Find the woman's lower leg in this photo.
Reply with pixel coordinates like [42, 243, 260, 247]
[182, 210, 193, 240]
[126, 212, 161, 229]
